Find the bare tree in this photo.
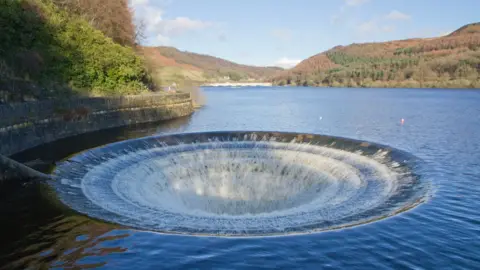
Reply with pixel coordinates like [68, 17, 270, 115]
[53, 0, 136, 47]
[134, 18, 147, 45]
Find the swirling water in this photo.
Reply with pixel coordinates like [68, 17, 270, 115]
[2, 87, 480, 269]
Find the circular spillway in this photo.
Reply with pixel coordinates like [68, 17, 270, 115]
[51, 131, 429, 236]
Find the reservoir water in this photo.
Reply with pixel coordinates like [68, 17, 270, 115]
[2, 87, 480, 269]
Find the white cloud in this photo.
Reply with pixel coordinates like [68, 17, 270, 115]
[161, 17, 212, 36]
[218, 33, 227, 42]
[130, 0, 214, 45]
[356, 20, 395, 36]
[331, 0, 370, 25]
[273, 57, 301, 69]
[385, 10, 411, 21]
[345, 0, 370, 6]
[357, 20, 378, 35]
[154, 34, 171, 45]
[271, 29, 293, 41]
[382, 25, 395, 33]
[330, 14, 341, 25]
[130, 0, 149, 6]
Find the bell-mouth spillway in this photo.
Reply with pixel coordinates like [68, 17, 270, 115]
[51, 131, 430, 237]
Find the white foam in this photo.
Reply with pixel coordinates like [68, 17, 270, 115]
[53, 139, 424, 236]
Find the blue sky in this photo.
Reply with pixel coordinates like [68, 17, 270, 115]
[130, 0, 480, 68]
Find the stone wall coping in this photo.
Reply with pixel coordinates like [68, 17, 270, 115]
[0, 93, 191, 127]
[0, 93, 194, 156]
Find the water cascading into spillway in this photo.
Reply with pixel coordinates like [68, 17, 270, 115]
[51, 131, 430, 236]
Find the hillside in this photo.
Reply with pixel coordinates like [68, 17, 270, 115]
[272, 23, 480, 88]
[0, 0, 151, 103]
[448, 22, 480, 37]
[139, 46, 282, 87]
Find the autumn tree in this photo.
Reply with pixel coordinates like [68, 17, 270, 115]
[53, 0, 136, 46]
[413, 61, 437, 86]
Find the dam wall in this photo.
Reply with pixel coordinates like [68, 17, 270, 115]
[0, 93, 194, 157]
[202, 82, 273, 87]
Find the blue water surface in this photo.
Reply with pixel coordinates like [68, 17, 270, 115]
[2, 87, 480, 269]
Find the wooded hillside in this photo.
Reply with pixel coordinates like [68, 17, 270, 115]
[140, 46, 282, 86]
[0, 0, 150, 103]
[272, 23, 480, 88]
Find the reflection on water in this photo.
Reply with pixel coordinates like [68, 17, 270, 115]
[0, 180, 129, 269]
[1, 117, 192, 269]
[2, 87, 480, 269]
[10, 116, 193, 170]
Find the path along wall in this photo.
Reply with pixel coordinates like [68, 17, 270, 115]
[0, 93, 193, 157]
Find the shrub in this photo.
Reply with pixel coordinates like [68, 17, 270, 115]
[0, 0, 151, 99]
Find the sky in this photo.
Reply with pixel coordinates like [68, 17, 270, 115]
[130, 0, 480, 68]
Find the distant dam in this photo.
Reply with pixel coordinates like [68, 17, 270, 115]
[203, 82, 273, 87]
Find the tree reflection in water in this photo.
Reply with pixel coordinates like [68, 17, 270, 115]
[1, 117, 195, 269]
[1, 181, 129, 269]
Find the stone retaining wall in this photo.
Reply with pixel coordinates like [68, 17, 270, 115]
[0, 93, 193, 156]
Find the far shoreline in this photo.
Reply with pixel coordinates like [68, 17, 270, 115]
[202, 82, 273, 87]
